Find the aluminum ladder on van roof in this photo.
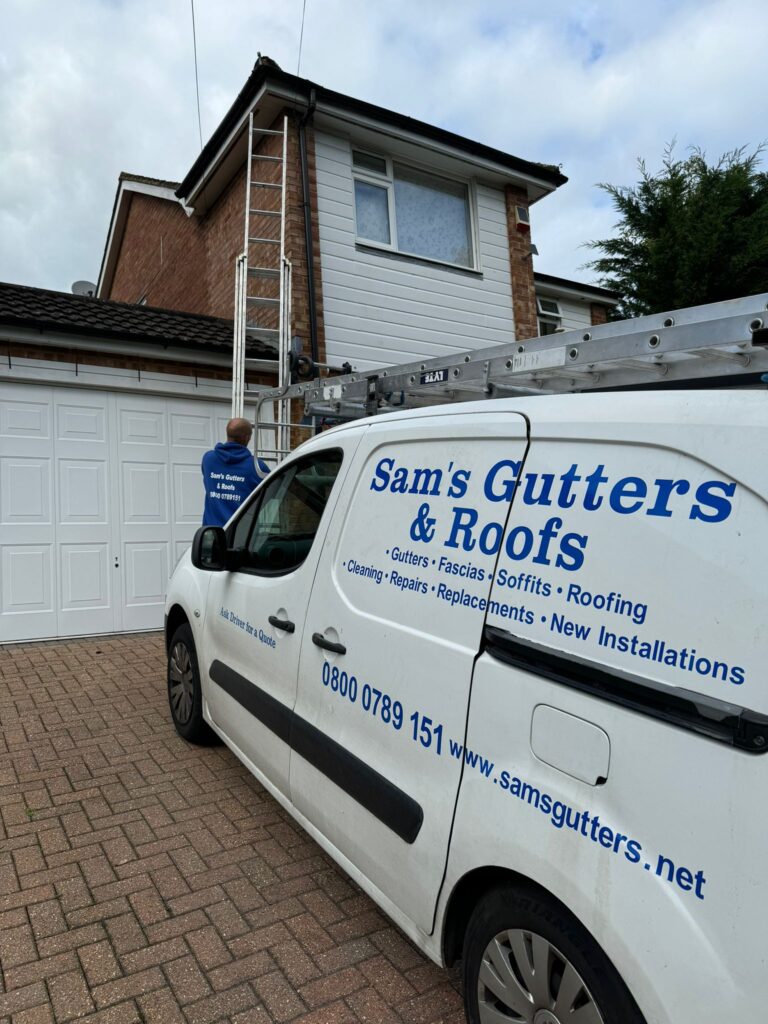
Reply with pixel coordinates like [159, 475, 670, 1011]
[232, 111, 292, 459]
[254, 293, 768, 455]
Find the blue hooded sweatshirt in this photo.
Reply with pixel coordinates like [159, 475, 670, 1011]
[201, 442, 270, 527]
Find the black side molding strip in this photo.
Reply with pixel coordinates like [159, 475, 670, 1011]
[211, 660, 292, 743]
[208, 660, 424, 842]
[483, 627, 768, 754]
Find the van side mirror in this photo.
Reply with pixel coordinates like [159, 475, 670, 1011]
[191, 527, 245, 571]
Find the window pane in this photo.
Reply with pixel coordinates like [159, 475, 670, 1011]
[353, 150, 387, 175]
[393, 165, 472, 267]
[538, 297, 560, 315]
[354, 180, 391, 244]
[244, 451, 343, 573]
[538, 317, 560, 336]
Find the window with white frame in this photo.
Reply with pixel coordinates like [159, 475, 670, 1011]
[537, 296, 562, 335]
[352, 149, 475, 269]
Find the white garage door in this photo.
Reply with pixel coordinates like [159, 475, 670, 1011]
[1, 384, 233, 643]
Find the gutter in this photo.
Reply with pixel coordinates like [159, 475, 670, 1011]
[298, 88, 319, 364]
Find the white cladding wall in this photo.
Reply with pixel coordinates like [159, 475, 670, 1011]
[538, 294, 594, 332]
[315, 131, 515, 371]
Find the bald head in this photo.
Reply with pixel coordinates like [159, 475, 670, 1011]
[226, 418, 253, 446]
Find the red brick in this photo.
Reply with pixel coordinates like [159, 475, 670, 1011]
[251, 971, 307, 1023]
[185, 926, 231, 970]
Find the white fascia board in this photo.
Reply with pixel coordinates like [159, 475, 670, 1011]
[184, 84, 271, 209]
[535, 280, 620, 306]
[97, 180, 189, 298]
[303, 96, 559, 200]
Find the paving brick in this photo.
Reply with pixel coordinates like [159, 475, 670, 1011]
[92, 967, 165, 1009]
[10, 1004, 55, 1024]
[299, 967, 366, 1009]
[182, 983, 258, 1024]
[0, 924, 38, 969]
[252, 971, 307, 1022]
[4, 951, 79, 990]
[185, 926, 232, 971]
[48, 969, 96, 1021]
[135, 988, 186, 1024]
[163, 956, 211, 1005]
[27, 898, 67, 939]
[0, 634, 463, 1024]
[78, 940, 123, 987]
[0, 981, 47, 1018]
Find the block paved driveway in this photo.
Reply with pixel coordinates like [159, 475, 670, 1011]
[0, 633, 463, 1024]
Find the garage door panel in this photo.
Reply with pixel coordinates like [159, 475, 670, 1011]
[1, 399, 50, 439]
[1, 458, 52, 524]
[122, 463, 168, 523]
[172, 463, 204, 524]
[120, 407, 165, 445]
[58, 460, 108, 524]
[59, 545, 110, 609]
[57, 403, 106, 442]
[171, 413, 213, 448]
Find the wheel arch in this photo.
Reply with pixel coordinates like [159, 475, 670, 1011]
[165, 603, 190, 652]
[441, 866, 580, 967]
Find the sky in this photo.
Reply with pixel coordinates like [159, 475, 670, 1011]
[1, 0, 767, 296]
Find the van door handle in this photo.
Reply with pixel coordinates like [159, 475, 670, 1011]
[269, 615, 295, 633]
[312, 632, 346, 655]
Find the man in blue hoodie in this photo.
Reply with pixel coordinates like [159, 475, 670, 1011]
[201, 418, 270, 527]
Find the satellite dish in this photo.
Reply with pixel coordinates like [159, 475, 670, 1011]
[71, 280, 97, 297]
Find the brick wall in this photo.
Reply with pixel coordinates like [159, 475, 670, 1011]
[108, 195, 209, 314]
[504, 186, 538, 341]
[590, 302, 610, 326]
[105, 110, 326, 364]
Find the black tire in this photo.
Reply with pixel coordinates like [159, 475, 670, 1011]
[462, 883, 646, 1024]
[167, 623, 217, 744]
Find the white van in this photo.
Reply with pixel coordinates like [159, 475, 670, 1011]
[165, 390, 767, 1024]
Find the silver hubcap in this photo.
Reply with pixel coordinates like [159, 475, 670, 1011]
[169, 642, 195, 725]
[477, 929, 604, 1024]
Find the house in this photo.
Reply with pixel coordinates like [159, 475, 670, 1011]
[0, 281, 275, 643]
[98, 57, 615, 380]
[2, 57, 617, 645]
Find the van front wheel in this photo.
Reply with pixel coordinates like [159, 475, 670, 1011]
[167, 623, 216, 744]
[462, 885, 645, 1024]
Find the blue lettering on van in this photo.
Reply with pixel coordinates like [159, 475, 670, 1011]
[368, 456, 739, 574]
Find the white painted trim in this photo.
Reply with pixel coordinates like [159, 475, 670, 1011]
[535, 280, 619, 306]
[1, 324, 239, 368]
[1, 357, 268, 403]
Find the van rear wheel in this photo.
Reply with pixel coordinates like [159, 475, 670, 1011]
[167, 623, 217, 744]
[462, 884, 645, 1024]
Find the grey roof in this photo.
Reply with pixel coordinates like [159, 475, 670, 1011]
[0, 281, 276, 358]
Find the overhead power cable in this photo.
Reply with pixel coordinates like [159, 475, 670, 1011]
[190, 0, 204, 150]
[297, 0, 308, 75]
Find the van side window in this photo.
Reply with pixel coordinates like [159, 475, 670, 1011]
[231, 450, 343, 575]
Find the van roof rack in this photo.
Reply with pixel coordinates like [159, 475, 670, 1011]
[255, 293, 768, 457]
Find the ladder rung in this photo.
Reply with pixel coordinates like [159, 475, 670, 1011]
[246, 296, 280, 307]
[247, 267, 280, 278]
[249, 208, 281, 217]
[246, 326, 279, 339]
[251, 155, 283, 163]
[251, 181, 282, 189]
[252, 128, 284, 136]
[248, 237, 280, 244]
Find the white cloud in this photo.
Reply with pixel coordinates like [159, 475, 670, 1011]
[0, 0, 766, 292]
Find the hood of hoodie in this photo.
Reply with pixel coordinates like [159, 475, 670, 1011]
[212, 441, 254, 465]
